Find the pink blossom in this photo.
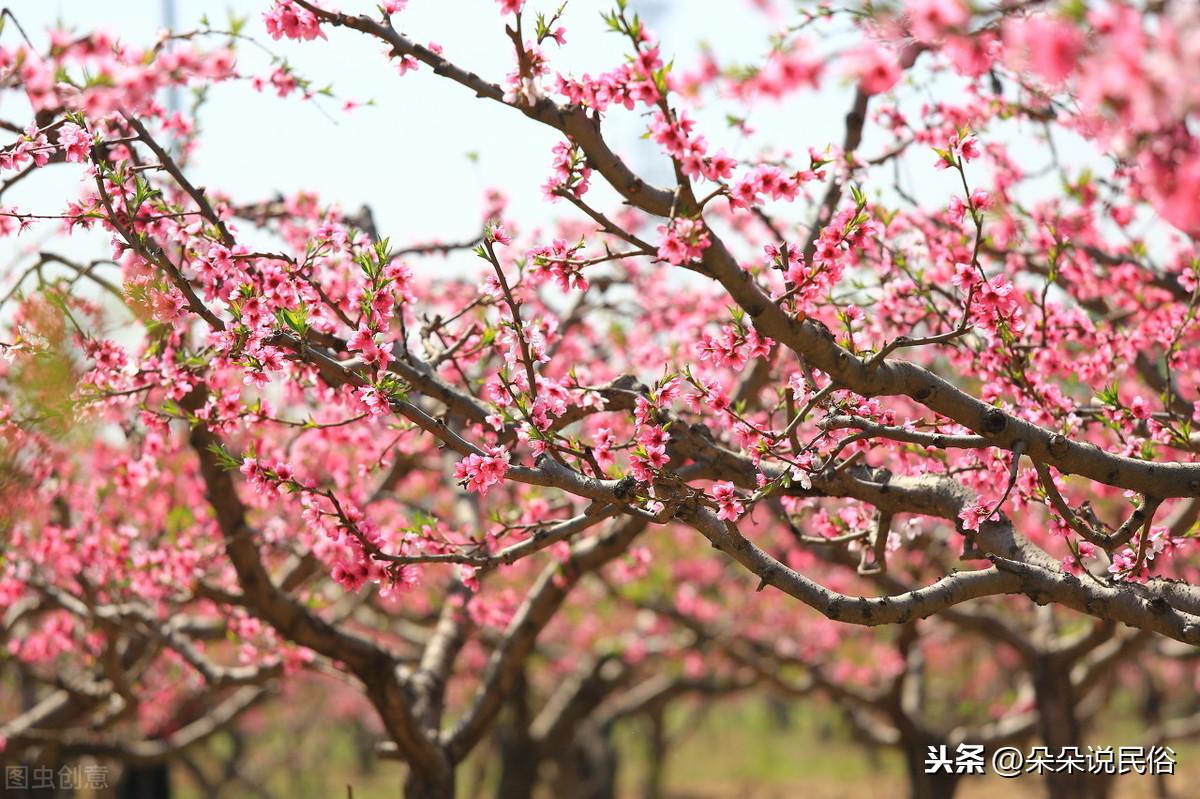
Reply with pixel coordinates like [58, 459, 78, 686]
[348, 325, 392, 368]
[354, 386, 391, 416]
[453, 447, 511, 495]
[56, 123, 92, 163]
[1004, 14, 1083, 86]
[958, 502, 987, 532]
[264, 1, 325, 41]
[846, 44, 901, 96]
[657, 217, 710, 265]
[905, 0, 969, 43]
[711, 481, 745, 521]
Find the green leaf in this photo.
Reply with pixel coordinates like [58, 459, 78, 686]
[275, 304, 310, 335]
[1098, 383, 1120, 406]
[206, 442, 241, 471]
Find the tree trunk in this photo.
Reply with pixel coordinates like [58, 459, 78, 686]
[899, 737, 962, 799]
[765, 694, 792, 730]
[115, 763, 171, 799]
[641, 708, 667, 799]
[404, 771, 455, 799]
[551, 730, 617, 799]
[1031, 656, 1109, 799]
[494, 669, 539, 799]
[495, 728, 540, 799]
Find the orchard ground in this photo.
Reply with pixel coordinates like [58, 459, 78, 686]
[150, 694, 1197, 798]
